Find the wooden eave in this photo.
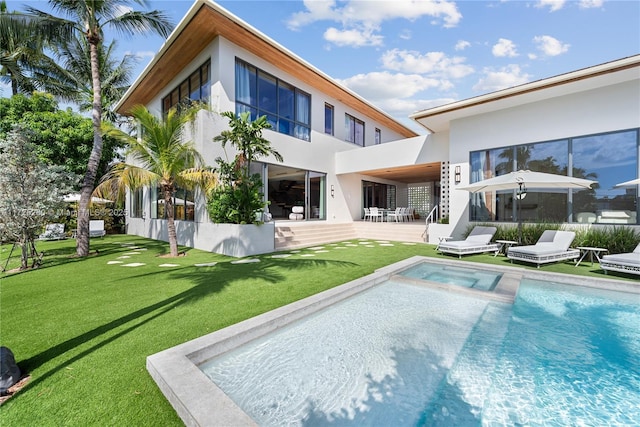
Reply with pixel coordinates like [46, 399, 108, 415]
[117, 3, 418, 139]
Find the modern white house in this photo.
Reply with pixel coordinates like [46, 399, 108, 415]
[115, 0, 640, 256]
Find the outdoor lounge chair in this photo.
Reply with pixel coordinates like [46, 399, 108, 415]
[600, 243, 640, 276]
[438, 226, 499, 258]
[39, 223, 66, 240]
[507, 230, 579, 267]
[89, 220, 106, 237]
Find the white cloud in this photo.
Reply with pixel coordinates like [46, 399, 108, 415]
[473, 64, 532, 92]
[579, 0, 604, 8]
[533, 35, 570, 56]
[125, 50, 156, 60]
[455, 40, 471, 51]
[399, 29, 412, 40]
[535, 0, 566, 12]
[324, 27, 383, 47]
[287, 0, 462, 47]
[492, 38, 518, 58]
[338, 71, 444, 100]
[380, 49, 474, 79]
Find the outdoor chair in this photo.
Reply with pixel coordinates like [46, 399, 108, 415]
[600, 243, 640, 276]
[39, 223, 66, 240]
[289, 206, 304, 220]
[363, 208, 371, 221]
[369, 207, 383, 222]
[438, 226, 499, 258]
[386, 208, 402, 222]
[89, 220, 106, 237]
[507, 230, 579, 267]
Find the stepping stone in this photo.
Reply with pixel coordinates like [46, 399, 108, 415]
[402, 242, 417, 245]
[117, 256, 131, 259]
[107, 261, 123, 265]
[365, 245, 375, 248]
[375, 240, 390, 243]
[271, 254, 291, 258]
[194, 262, 218, 267]
[231, 258, 260, 264]
[123, 252, 141, 255]
[345, 244, 358, 247]
[314, 250, 329, 253]
[159, 264, 179, 267]
[335, 247, 347, 250]
[301, 254, 315, 257]
[122, 263, 145, 267]
[380, 243, 395, 246]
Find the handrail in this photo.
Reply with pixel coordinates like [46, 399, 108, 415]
[425, 205, 439, 224]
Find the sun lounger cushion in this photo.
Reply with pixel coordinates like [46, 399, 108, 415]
[600, 243, 640, 275]
[438, 226, 499, 257]
[507, 230, 579, 266]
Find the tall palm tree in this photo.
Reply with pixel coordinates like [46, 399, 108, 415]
[95, 105, 217, 257]
[26, 0, 173, 257]
[0, 1, 67, 95]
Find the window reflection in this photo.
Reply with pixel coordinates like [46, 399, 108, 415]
[470, 129, 638, 224]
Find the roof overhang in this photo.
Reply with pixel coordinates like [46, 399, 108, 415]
[410, 55, 640, 133]
[115, 0, 418, 139]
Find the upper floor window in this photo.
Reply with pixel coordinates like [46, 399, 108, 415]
[345, 113, 364, 146]
[162, 60, 211, 115]
[325, 103, 334, 135]
[235, 58, 311, 141]
[375, 128, 381, 145]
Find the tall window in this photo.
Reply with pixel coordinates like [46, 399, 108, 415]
[324, 103, 334, 135]
[345, 113, 365, 146]
[151, 187, 195, 221]
[469, 128, 639, 224]
[375, 128, 381, 145]
[162, 60, 210, 115]
[235, 58, 311, 141]
[131, 188, 143, 218]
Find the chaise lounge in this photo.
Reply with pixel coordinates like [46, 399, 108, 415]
[507, 230, 579, 267]
[600, 243, 640, 276]
[39, 223, 66, 240]
[438, 226, 499, 258]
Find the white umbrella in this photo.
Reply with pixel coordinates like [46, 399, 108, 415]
[63, 193, 113, 204]
[157, 197, 195, 206]
[614, 178, 640, 188]
[457, 170, 597, 243]
[457, 170, 596, 192]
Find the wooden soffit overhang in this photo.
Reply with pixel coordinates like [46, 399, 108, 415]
[116, 0, 417, 139]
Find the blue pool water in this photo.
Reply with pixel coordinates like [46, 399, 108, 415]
[400, 263, 502, 291]
[200, 276, 640, 426]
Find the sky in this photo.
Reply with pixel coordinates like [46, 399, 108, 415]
[3, 0, 639, 133]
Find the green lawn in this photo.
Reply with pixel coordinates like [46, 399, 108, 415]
[0, 235, 634, 425]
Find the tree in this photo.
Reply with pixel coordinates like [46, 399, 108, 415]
[208, 111, 283, 224]
[26, 0, 173, 257]
[95, 105, 217, 257]
[0, 127, 77, 270]
[0, 93, 123, 179]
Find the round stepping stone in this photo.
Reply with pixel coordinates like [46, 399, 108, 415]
[314, 250, 329, 253]
[231, 258, 260, 264]
[117, 256, 131, 259]
[122, 263, 145, 267]
[300, 254, 315, 257]
[107, 261, 123, 265]
[380, 243, 395, 246]
[194, 262, 218, 267]
[271, 254, 291, 258]
[159, 264, 179, 267]
[402, 242, 417, 245]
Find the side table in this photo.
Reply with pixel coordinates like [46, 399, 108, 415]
[494, 239, 518, 257]
[575, 246, 608, 267]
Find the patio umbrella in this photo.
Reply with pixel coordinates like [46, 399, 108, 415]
[63, 193, 113, 204]
[457, 170, 597, 243]
[614, 178, 640, 188]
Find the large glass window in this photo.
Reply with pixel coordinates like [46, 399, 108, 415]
[151, 187, 195, 221]
[362, 181, 396, 212]
[346, 113, 365, 146]
[162, 60, 210, 115]
[469, 129, 639, 224]
[235, 58, 311, 141]
[130, 188, 143, 218]
[266, 165, 325, 220]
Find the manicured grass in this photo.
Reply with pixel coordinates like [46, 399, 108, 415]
[0, 235, 634, 425]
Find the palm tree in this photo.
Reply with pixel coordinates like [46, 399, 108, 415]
[51, 36, 138, 125]
[95, 105, 217, 257]
[0, 1, 67, 95]
[26, 0, 173, 257]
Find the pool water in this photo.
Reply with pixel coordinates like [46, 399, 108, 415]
[400, 263, 502, 291]
[199, 278, 640, 426]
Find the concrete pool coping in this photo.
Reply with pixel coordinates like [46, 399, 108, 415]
[146, 256, 639, 426]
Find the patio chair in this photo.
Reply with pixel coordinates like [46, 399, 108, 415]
[369, 207, 384, 222]
[363, 208, 371, 221]
[438, 226, 499, 258]
[39, 223, 66, 240]
[507, 230, 579, 267]
[599, 243, 640, 276]
[386, 207, 402, 222]
[89, 220, 106, 237]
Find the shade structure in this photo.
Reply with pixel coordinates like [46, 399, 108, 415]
[457, 170, 597, 193]
[614, 178, 640, 188]
[457, 170, 597, 243]
[63, 194, 113, 204]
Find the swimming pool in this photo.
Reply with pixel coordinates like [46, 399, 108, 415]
[146, 257, 640, 426]
[399, 262, 502, 290]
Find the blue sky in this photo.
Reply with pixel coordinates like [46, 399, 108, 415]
[3, 0, 639, 132]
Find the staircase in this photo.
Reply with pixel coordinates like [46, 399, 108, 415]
[275, 221, 426, 251]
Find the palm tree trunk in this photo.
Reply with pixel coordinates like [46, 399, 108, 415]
[164, 186, 179, 257]
[76, 38, 103, 257]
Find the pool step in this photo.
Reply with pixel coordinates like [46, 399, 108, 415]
[418, 303, 513, 425]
